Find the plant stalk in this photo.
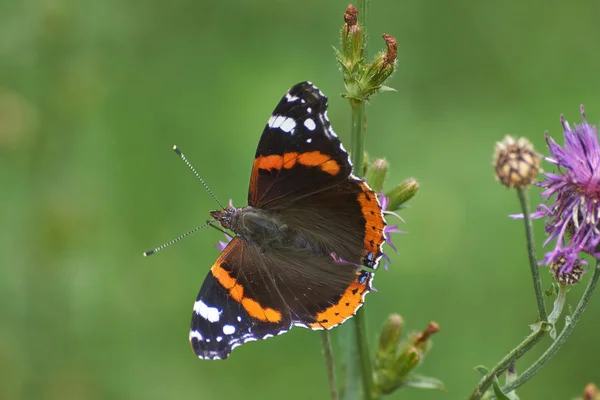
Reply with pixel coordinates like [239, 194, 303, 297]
[346, 2, 373, 399]
[517, 188, 548, 322]
[322, 331, 339, 400]
[350, 98, 372, 400]
[501, 260, 600, 393]
[468, 327, 546, 400]
[351, 100, 366, 175]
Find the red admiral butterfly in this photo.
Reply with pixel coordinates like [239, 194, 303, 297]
[151, 82, 386, 360]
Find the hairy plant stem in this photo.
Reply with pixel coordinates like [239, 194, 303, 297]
[468, 327, 546, 400]
[322, 331, 339, 400]
[517, 188, 548, 322]
[351, 100, 366, 176]
[357, 0, 369, 35]
[350, 98, 373, 400]
[468, 187, 552, 399]
[501, 260, 600, 393]
[346, 2, 373, 399]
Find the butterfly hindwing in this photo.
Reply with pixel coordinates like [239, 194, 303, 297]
[272, 178, 386, 270]
[190, 238, 376, 359]
[190, 238, 292, 360]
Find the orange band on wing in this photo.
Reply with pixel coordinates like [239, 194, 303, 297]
[254, 151, 340, 175]
[357, 182, 386, 256]
[308, 273, 370, 329]
[297, 151, 341, 175]
[211, 264, 282, 323]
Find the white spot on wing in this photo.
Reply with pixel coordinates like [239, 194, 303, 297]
[306, 138, 312, 143]
[189, 330, 203, 341]
[237, 316, 242, 322]
[280, 117, 296, 133]
[269, 115, 286, 128]
[193, 300, 221, 322]
[304, 118, 316, 131]
[307, 107, 312, 113]
[286, 93, 299, 102]
[216, 336, 223, 342]
[223, 324, 236, 335]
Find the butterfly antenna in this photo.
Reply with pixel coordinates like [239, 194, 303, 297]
[143, 222, 211, 256]
[173, 145, 225, 209]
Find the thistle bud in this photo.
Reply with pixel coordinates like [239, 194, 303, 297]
[377, 313, 404, 358]
[577, 383, 600, 400]
[367, 158, 389, 193]
[493, 135, 540, 189]
[341, 4, 363, 70]
[551, 256, 584, 286]
[384, 178, 419, 211]
[360, 34, 397, 98]
[373, 320, 443, 396]
[413, 321, 440, 350]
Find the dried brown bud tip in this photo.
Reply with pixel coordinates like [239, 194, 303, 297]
[344, 4, 358, 26]
[415, 321, 440, 345]
[551, 256, 584, 286]
[493, 135, 540, 189]
[382, 33, 397, 69]
[584, 383, 599, 400]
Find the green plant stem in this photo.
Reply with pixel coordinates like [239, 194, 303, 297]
[351, 100, 365, 175]
[322, 331, 339, 400]
[354, 308, 373, 400]
[501, 260, 600, 394]
[357, 0, 369, 39]
[349, 99, 372, 400]
[517, 188, 548, 322]
[468, 327, 546, 400]
[348, 2, 372, 399]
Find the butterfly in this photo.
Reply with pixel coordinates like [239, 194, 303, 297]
[186, 82, 386, 359]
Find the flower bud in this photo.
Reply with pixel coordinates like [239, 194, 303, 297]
[367, 158, 389, 193]
[577, 383, 600, 400]
[413, 321, 440, 351]
[551, 256, 584, 286]
[341, 4, 363, 70]
[377, 313, 404, 358]
[493, 135, 540, 189]
[360, 34, 397, 98]
[384, 178, 419, 211]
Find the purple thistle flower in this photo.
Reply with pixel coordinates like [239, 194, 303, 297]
[379, 191, 406, 270]
[215, 233, 233, 252]
[525, 105, 600, 274]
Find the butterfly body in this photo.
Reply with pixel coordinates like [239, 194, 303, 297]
[188, 82, 386, 360]
[211, 206, 289, 249]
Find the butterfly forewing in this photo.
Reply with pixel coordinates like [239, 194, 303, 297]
[248, 82, 353, 207]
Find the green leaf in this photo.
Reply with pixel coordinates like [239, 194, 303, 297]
[549, 325, 557, 340]
[492, 376, 512, 400]
[474, 365, 490, 376]
[401, 373, 446, 391]
[378, 85, 397, 93]
[332, 45, 343, 60]
[529, 321, 542, 332]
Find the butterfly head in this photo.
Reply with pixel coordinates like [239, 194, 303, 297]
[210, 206, 240, 232]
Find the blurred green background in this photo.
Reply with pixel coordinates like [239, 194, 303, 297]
[2, 0, 600, 399]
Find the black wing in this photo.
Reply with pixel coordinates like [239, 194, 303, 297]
[248, 82, 353, 207]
